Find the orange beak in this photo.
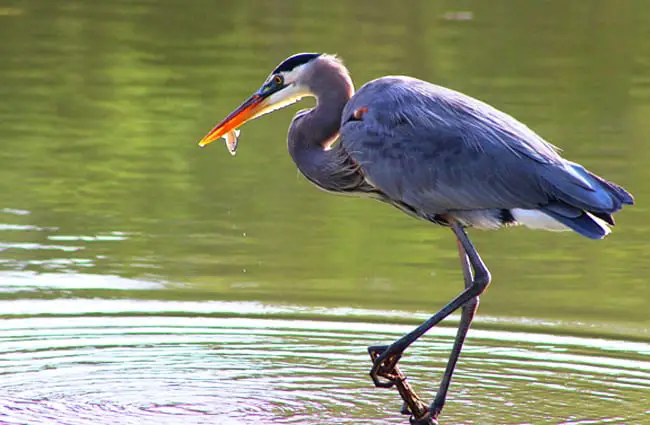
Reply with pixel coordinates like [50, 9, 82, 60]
[198, 92, 267, 148]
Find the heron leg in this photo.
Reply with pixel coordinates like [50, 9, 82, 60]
[399, 240, 477, 419]
[429, 239, 479, 418]
[368, 222, 490, 397]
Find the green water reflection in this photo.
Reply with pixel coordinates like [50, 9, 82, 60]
[1, 0, 647, 329]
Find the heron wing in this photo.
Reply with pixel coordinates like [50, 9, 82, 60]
[340, 76, 596, 215]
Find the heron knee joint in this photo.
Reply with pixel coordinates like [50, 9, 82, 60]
[472, 270, 491, 295]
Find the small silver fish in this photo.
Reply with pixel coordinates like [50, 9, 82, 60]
[222, 129, 240, 156]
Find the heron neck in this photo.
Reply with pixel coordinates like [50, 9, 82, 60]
[290, 87, 351, 147]
[287, 82, 352, 190]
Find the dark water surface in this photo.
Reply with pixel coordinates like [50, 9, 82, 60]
[1, 1, 649, 424]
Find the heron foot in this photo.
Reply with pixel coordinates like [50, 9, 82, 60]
[367, 346, 437, 424]
[409, 413, 439, 425]
[368, 345, 403, 388]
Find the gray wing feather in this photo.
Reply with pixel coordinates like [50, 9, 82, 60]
[340, 76, 594, 214]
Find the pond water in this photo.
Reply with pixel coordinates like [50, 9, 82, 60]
[1, 1, 649, 424]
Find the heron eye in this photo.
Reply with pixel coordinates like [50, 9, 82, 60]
[273, 75, 284, 86]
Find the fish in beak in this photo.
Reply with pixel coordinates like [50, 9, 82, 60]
[223, 129, 240, 156]
[197, 91, 267, 153]
[197, 78, 311, 154]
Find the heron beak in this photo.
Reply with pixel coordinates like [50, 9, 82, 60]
[198, 91, 269, 148]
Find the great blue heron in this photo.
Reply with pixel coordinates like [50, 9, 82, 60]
[197, 53, 634, 424]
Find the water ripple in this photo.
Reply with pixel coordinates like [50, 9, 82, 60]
[0, 303, 648, 425]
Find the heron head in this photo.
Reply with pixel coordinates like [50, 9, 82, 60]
[198, 53, 322, 148]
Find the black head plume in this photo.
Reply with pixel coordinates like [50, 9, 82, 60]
[272, 53, 322, 74]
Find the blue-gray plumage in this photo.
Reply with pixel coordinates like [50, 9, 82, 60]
[341, 76, 633, 239]
[198, 53, 634, 425]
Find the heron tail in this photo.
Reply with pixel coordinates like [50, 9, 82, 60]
[538, 161, 634, 239]
[539, 206, 611, 239]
